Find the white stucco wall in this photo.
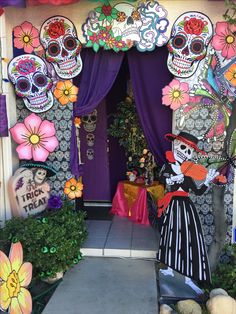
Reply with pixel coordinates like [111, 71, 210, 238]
[1, 0, 235, 237]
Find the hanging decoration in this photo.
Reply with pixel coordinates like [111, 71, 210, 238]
[8, 162, 55, 217]
[83, 1, 169, 52]
[0, 242, 33, 314]
[74, 117, 83, 165]
[53, 80, 79, 105]
[64, 177, 83, 199]
[9, 113, 58, 162]
[40, 16, 83, 79]
[157, 131, 218, 285]
[82, 109, 98, 133]
[211, 21, 236, 60]
[0, 95, 8, 137]
[8, 54, 54, 113]
[167, 11, 213, 78]
[136, 1, 169, 52]
[13, 21, 41, 54]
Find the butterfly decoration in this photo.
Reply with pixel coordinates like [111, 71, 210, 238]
[196, 129, 236, 186]
[178, 53, 233, 141]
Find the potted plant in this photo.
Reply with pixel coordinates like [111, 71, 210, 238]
[1, 199, 87, 281]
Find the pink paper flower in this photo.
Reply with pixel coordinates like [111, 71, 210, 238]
[212, 21, 236, 59]
[13, 21, 40, 53]
[10, 113, 58, 162]
[162, 79, 190, 110]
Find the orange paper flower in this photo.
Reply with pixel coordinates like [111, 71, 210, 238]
[53, 80, 78, 105]
[0, 242, 32, 314]
[64, 178, 83, 199]
[74, 117, 81, 128]
[224, 63, 236, 87]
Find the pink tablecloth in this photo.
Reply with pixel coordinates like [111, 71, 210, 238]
[110, 181, 164, 226]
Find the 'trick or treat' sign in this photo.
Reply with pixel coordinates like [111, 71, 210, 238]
[8, 163, 56, 217]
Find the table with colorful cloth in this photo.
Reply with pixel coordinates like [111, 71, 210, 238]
[110, 181, 165, 226]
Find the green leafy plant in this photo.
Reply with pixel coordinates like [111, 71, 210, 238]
[223, 0, 236, 24]
[1, 201, 87, 280]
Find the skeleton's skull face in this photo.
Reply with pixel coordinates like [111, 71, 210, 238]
[173, 139, 194, 163]
[86, 149, 94, 160]
[167, 12, 213, 78]
[34, 168, 47, 184]
[86, 133, 95, 147]
[112, 3, 142, 43]
[82, 110, 97, 132]
[40, 16, 82, 79]
[8, 55, 53, 113]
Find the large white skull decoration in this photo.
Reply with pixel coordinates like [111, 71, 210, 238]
[112, 3, 142, 43]
[82, 110, 98, 132]
[173, 139, 194, 163]
[40, 16, 82, 79]
[8, 54, 53, 113]
[167, 12, 213, 78]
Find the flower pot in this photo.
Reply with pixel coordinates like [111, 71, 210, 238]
[41, 271, 64, 284]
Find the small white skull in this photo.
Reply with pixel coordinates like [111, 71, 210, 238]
[40, 16, 82, 79]
[86, 148, 94, 160]
[167, 11, 213, 78]
[82, 110, 98, 132]
[86, 133, 95, 147]
[112, 3, 142, 43]
[34, 168, 47, 185]
[173, 139, 194, 163]
[8, 55, 53, 113]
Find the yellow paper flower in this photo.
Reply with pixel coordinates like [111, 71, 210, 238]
[64, 178, 83, 199]
[53, 80, 79, 105]
[224, 63, 236, 87]
[0, 242, 32, 314]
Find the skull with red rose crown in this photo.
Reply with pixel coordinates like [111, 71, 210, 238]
[167, 12, 213, 78]
[40, 16, 82, 79]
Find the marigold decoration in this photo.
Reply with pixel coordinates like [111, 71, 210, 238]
[212, 21, 236, 59]
[64, 178, 83, 199]
[10, 113, 58, 162]
[13, 21, 40, 53]
[162, 79, 190, 110]
[74, 117, 81, 128]
[224, 63, 236, 87]
[53, 80, 79, 105]
[0, 242, 32, 314]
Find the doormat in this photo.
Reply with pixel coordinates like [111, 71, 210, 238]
[84, 206, 113, 220]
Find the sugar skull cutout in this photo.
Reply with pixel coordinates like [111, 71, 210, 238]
[167, 12, 213, 78]
[112, 3, 142, 44]
[136, 1, 169, 52]
[40, 16, 82, 79]
[8, 54, 53, 113]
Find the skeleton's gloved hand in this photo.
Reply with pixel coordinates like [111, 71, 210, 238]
[204, 168, 219, 186]
[166, 174, 184, 185]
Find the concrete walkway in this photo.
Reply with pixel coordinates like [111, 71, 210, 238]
[43, 257, 158, 314]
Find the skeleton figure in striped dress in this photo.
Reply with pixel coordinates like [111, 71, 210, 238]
[157, 132, 218, 287]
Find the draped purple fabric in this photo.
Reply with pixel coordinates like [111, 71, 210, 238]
[127, 47, 173, 164]
[0, 95, 8, 137]
[70, 49, 124, 177]
[1, 0, 25, 7]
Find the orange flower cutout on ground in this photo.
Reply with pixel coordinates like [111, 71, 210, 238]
[53, 80, 78, 105]
[0, 242, 32, 314]
[64, 178, 83, 199]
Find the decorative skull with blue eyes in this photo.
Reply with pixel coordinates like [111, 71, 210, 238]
[167, 12, 213, 78]
[8, 54, 53, 113]
[40, 16, 82, 79]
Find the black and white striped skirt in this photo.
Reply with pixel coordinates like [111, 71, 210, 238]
[157, 196, 211, 283]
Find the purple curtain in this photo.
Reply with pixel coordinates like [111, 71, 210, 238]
[70, 49, 124, 177]
[0, 95, 8, 137]
[127, 47, 173, 164]
[1, 0, 25, 6]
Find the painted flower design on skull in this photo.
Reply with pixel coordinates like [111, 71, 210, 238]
[13, 21, 40, 53]
[162, 79, 190, 110]
[10, 113, 58, 162]
[212, 22, 236, 59]
[0, 242, 32, 314]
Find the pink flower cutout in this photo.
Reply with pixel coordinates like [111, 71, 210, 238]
[212, 21, 236, 59]
[10, 113, 58, 162]
[13, 21, 40, 53]
[162, 79, 190, 110]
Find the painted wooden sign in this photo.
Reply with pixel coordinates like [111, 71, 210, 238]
[8, 167, 50, 217]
